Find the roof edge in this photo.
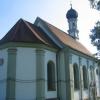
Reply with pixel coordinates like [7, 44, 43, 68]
[34, 17, 65, 48]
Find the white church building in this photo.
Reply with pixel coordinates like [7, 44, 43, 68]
[0, 7, 100, 100]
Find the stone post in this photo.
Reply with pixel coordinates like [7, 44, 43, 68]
[79, 57, 83, 100]
[6, 48, 17, 100]
[65, 51, 74, 100]
[36, 49, 45, 100]
[57, 51, 67, 100]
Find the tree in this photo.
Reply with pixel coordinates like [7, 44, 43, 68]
[90, 21, 100, 50]
[89, 0, 100, 10]
[89, 0, 100, 58]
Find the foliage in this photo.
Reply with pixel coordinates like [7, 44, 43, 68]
[90, 21, 100, 50]
[89, 0, 100, 59]
[89, 0, 100, 10]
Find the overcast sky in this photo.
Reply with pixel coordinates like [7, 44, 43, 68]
[0, 0, 99, 53]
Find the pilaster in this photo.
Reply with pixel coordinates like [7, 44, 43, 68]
[36, 49, 45, 100]
[93, 62, 95, 82]
[87, 60, 91, 100]
[57, 51, 67, 100]
[6, 48, 17, 100]
[79, 57, 83, 100]
[65, 50, 74, 100]
[93, 62, 97, 100]
[87, 60, 89, 85]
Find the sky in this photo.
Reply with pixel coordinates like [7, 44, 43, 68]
[0, 0, 100, 54]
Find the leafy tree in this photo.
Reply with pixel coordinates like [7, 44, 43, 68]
[89, 0, 100, 10]
[90, 21, 100, 50]
[89, 0, 100, 58]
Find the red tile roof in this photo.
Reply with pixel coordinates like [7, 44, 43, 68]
[40, 18, 92, 56]
[0, 19, 59, 49]
[0, 18, 93, 56]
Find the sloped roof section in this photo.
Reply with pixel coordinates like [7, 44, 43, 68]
[0, 17, 92, 56]
[0, 19, 59, 48]
[38, 18, 92, 56]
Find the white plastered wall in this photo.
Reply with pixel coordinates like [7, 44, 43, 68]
[45, 50, 57, 99]
[72, 54, 80, 100]
[94, 63, 99, 96]
[71, 53, 97, 100]
[16, 47, 36, 100]
[81, 57, 88, 99]
[15, 47, 57, 100]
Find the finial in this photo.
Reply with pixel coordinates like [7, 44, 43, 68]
[70, 1, 72, 8]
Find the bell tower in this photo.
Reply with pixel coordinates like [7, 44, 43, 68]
[66, 6, 79, 39]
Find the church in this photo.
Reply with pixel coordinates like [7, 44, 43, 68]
[0, 7, 100, 100]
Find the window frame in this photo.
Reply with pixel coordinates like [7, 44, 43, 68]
[47, 61, 56, 91]
[73, 63, 80, 90]
[83, 66, 88, 89]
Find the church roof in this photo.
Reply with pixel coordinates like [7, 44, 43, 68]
[37, 18, 92, 56]
[0, 19, 59, 48]
[0, 17, 92, 56]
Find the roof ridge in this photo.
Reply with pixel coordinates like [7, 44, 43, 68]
[11, 19, 25, 40]
[22, 19, 51, 45]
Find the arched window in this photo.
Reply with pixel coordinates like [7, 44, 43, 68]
[73, 63, 79, 90]
[96, 69, 99, 75]
[83, 66, 88, 89]
[47, 61, 56, 91]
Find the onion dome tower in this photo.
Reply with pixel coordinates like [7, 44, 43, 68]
[66, 6, 79, 39]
